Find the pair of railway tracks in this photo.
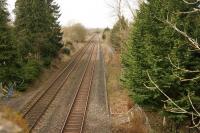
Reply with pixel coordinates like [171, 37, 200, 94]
[21, 35, 98, 132]
[60, 38, 98, 133]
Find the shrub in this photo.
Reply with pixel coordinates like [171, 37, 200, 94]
[16, 60, 41, 91]
[62, 48, 71, 55]
[42, 57, 52, 67]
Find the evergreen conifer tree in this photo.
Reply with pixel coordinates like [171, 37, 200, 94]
[0, 0, 16, 83]
[15, 0, 50, 61]
[122, 0, 200, 128]
[15, 0, 62, 65]
[41, 0, 63, 63]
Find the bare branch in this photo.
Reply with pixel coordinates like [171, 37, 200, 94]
[154, 14, 200, 52]
[168, 55, 200, 73]
[174, 74, 200, 82]
[145, 71, 200, 120]
[117, 0, 123, 19]
[168, 55, 200, 82]
[180, 76, 200, 82]
[146, 71, 188, 113]
[125, 0, 135, 18]
[144, 83, 156, 90]
[165, 20, 200, 51]
[146, 0, 200, 129]
[188, 93, 200, 116]
[191, 113, 200, 129]
[182, 0, 200, 5]
[178, 8, 200, 14]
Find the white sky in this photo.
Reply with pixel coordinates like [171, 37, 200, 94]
[7, 0, 139, 28]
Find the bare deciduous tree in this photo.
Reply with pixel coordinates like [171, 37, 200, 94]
[63, 23, 87, 43]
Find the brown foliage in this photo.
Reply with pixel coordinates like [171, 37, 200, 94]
[0, 107, 29, 133]
[62, 23, 87, 43]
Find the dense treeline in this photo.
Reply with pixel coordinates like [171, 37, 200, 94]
[0, 0, 17, 89]
[0, 0, 63, 91]
[121, 0, 200, 130]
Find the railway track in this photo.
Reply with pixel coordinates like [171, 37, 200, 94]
[60, 40, 98, 133]
[21, 36, 96, 131]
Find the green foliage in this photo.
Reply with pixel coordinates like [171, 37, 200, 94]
[0, 0, 17, 84]
[42, 57, 52, 67]
[0, 0, 63, 91]
[62, 48, 71, 55]
[102, 27, 110, 40]
[110, 16, 128, 49]
[20, 60, 41, 83]
[44, 0, 63, 58]
[15, 60, 41, 91]
[15, 0, 63, 63]
[122, 0, 200, 126]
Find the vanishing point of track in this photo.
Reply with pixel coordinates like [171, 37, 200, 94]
[21, 35, 96, 132]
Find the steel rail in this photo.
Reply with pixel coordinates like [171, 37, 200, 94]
[22, 35, 96, 131]
[21, 35, 95, 116]
[60, 41, 98, 133]
[28, 44, 95, 131]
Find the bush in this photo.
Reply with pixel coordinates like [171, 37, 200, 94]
[102, 34, 106, 40]
[62, 48, 71, 55]
[15, 60, 41, 91]
[22, 60, 41, 82]
[102, 27, 110, 40]
[42, 57, 52, 67]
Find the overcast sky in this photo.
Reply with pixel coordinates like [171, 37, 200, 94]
[7, 0, 139, 28]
